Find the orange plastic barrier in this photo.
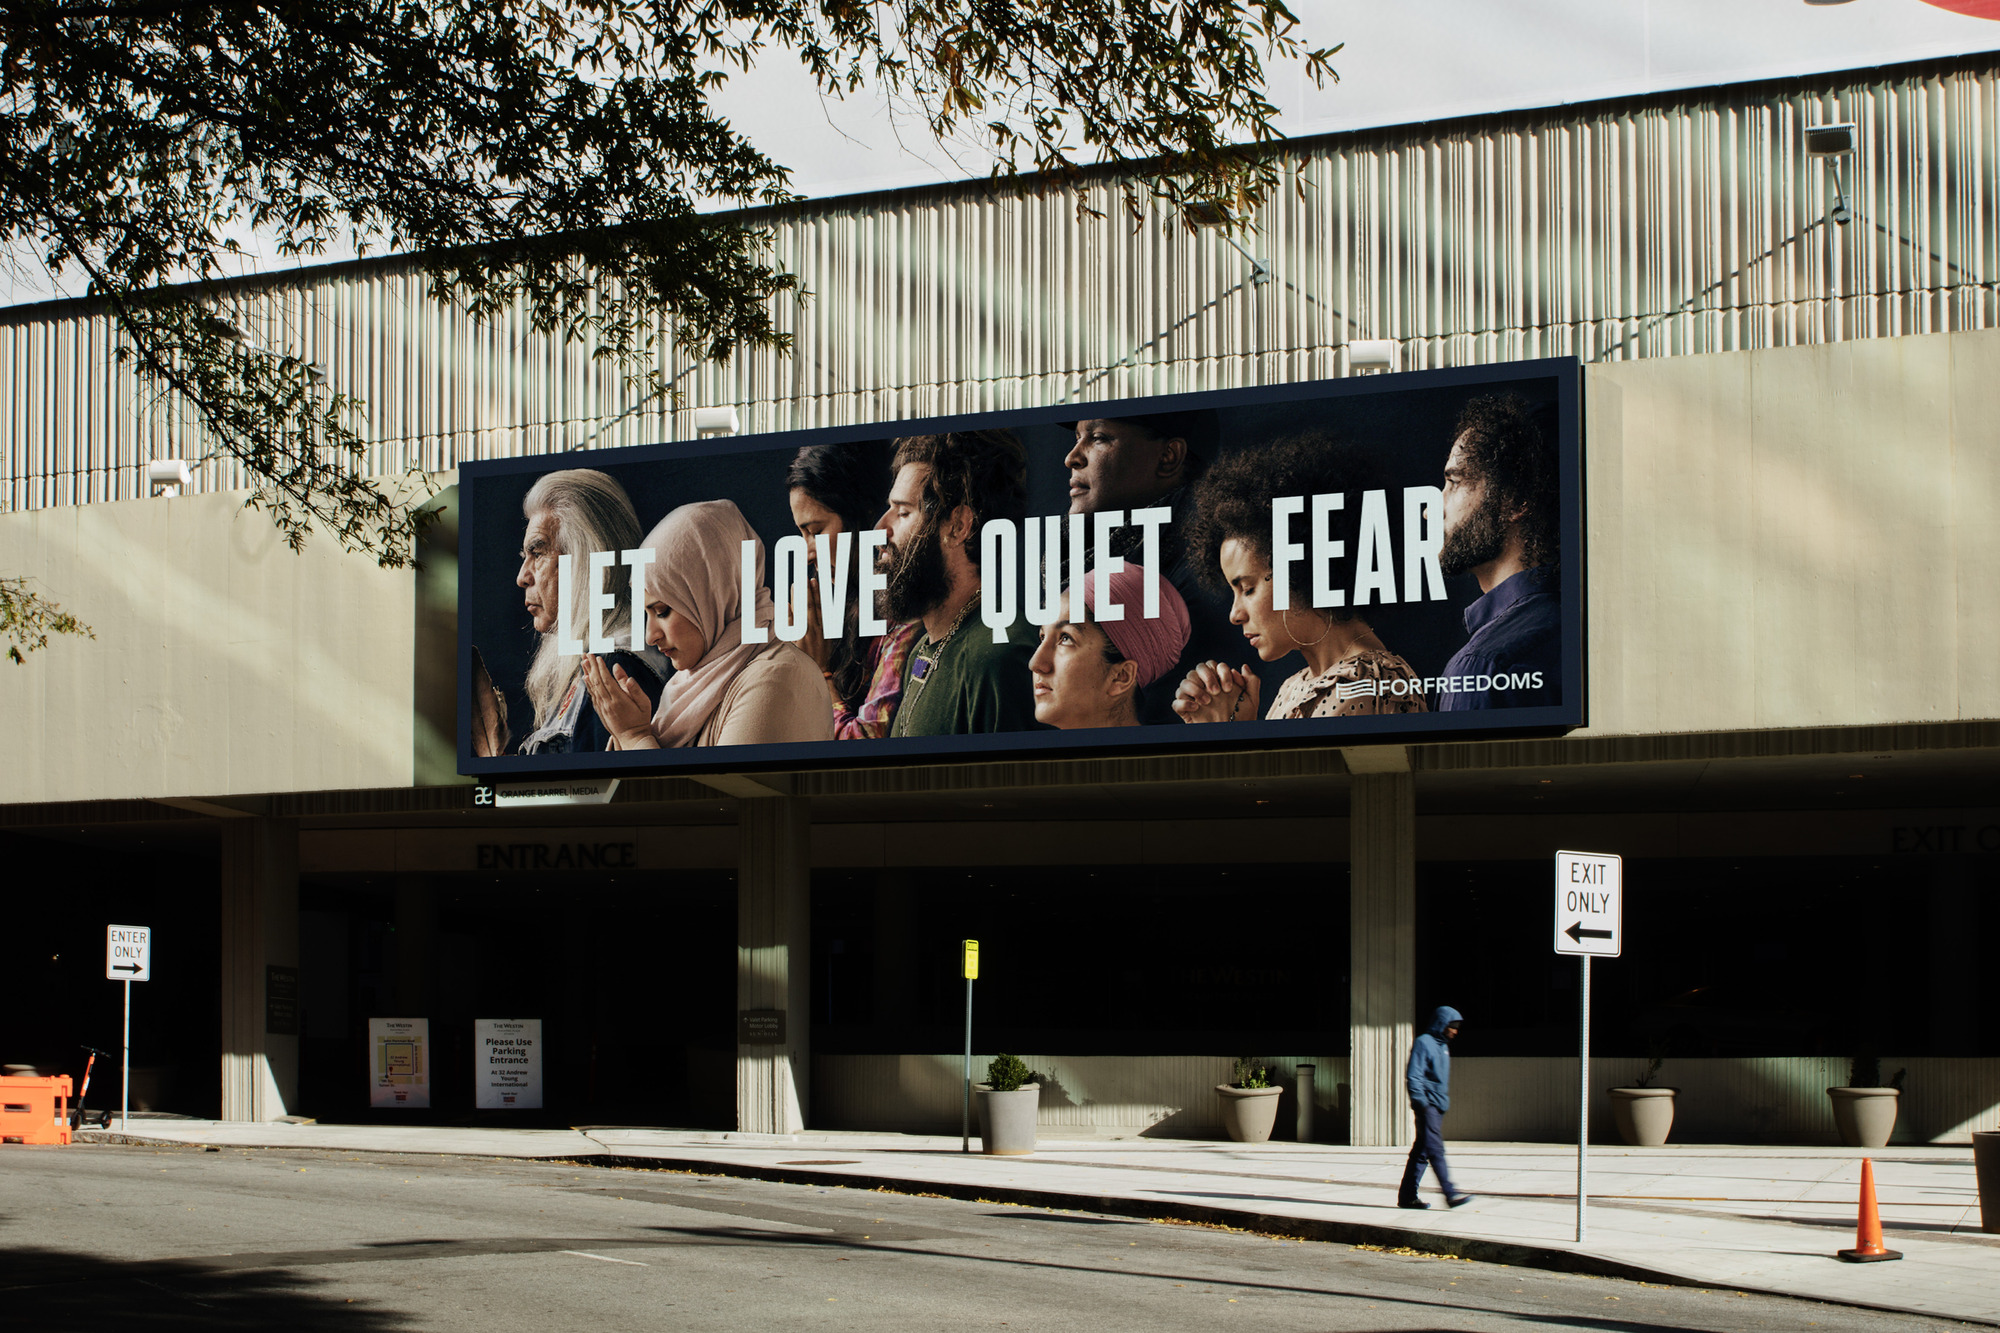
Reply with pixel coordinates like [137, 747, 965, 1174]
[0, 1075, 73, 1146]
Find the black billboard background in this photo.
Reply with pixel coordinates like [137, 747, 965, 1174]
[458, 360, 1580, 774]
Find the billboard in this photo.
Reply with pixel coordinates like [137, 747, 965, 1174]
[457, 359, 1582, 776]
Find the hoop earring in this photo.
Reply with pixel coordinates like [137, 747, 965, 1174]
[1282, 605, 1331, 649]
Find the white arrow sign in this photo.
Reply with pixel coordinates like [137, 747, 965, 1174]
[106, 924, 152, 981]
[1553, 852, 1621, 957]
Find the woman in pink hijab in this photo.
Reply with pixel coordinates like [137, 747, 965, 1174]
[583, 500, 833, 748]
[1027, 563, 1191, 731]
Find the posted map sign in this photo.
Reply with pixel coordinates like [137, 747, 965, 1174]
[474, 1018, 544, 1109]
[369, 1017, 431, 1108]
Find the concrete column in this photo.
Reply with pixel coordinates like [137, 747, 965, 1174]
[737, 795, 810, 1134]
[220, 818, 299, 1122]
[1349, 772, 1415, 1148]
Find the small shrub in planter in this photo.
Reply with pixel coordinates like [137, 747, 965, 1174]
[975, 1054, 1040, 1155]
[1828, 1056, 1905, 1149]
[1217, 1056, 1283, 1143]
[1609, 1055, 1677, 1146]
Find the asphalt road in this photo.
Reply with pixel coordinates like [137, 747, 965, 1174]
[0, 1143, 1973, 1332]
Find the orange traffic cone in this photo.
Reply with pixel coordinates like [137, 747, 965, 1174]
[1836, 1157, 1903, 1262]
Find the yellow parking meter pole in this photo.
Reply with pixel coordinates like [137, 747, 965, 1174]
[961, 940, 979, 1153]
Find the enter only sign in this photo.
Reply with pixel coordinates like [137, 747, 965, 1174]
[107, 924, 152, 981]
[1553, 851, 1621, 957]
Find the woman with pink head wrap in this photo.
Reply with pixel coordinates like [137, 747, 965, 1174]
[1028, 563, 1191, 731]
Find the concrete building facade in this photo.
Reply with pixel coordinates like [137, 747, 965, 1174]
[3, 55, 1997, 1148]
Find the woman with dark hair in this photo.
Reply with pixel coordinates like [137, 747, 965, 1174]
[786, 441, 920, 739]
[1173, 431, 1428, 723]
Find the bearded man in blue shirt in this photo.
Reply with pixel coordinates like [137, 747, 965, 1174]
[1436, 395, 1561, 711]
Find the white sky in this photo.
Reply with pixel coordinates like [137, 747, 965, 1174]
[6, 0, 1996, 309]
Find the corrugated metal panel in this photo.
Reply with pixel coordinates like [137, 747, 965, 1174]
[5, 58, 1996, 512]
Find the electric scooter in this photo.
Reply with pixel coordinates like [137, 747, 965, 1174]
[71, 1045, 112, 1129]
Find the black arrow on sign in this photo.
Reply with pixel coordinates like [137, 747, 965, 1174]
[1564, 922, 1612, 943]
[111, 962, 143, 974]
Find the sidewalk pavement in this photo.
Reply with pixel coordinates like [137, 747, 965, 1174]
[73, 1120, 1995, 1326]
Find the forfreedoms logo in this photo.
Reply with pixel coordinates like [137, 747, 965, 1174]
[1336, 670, 1547, 702]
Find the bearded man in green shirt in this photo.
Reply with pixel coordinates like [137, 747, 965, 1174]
[877, 430, 1038, 738]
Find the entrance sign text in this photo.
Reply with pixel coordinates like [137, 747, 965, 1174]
[474, 1018, 543, 1109]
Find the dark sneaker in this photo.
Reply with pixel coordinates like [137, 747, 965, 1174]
[1446, 1194, 1475, 1208]
[1397, 1198, 1429, 1209]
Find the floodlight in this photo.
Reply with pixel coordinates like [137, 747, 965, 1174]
[200, 313, 248, 342]
[1180, 201, 1270, 286]
[1805, 122, 1856, 158]
[1182, 201, 1233, 229]
[145, 459, 191, 497]
[1347, 340, 1399, 374]
[693, 406, 741, 437]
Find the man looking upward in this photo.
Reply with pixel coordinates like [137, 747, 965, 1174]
[880, 430, 1038, 737]
[1436, 394, 1562, 711]
[1065, 413, 1209, 522]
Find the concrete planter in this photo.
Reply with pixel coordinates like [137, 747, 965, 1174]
[1216, 1084, 1283, 1143]
[1973, 1131, 2000, 1234]
[974, 1084, 1040, 1155]
[1827, 1087, 1900, 1148]
[1609, 1087, 1677, 1146]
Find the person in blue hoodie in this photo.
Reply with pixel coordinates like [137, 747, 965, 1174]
[1400, 1005, 1473, 1209]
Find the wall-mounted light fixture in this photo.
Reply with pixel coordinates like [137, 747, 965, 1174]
[1346, 340, 1399, 374]
[693, 406, 741, 437]
[1806, 121, 1856, 225]
[202, 311, 328, 382]
[145, 459, 191, 497]
[1183, 202, 1271, 286]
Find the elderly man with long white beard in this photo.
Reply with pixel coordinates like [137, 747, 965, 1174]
[475, 469, 668, 756]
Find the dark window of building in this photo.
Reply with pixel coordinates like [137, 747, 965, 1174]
[298, 869, 737, 1126]
[1418, 856, 1997, 1058]
[813, 862, 1349, 1056]
[0, 827, 222, 1118]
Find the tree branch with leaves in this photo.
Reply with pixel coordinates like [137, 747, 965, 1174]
[1, 575, 93, 664]
[1, 0, 1336, 629]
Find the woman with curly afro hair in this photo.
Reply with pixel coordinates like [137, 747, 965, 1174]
[1172, 430, 1427, 723]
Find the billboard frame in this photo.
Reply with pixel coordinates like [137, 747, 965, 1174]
[456, 356, 1585, 778]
